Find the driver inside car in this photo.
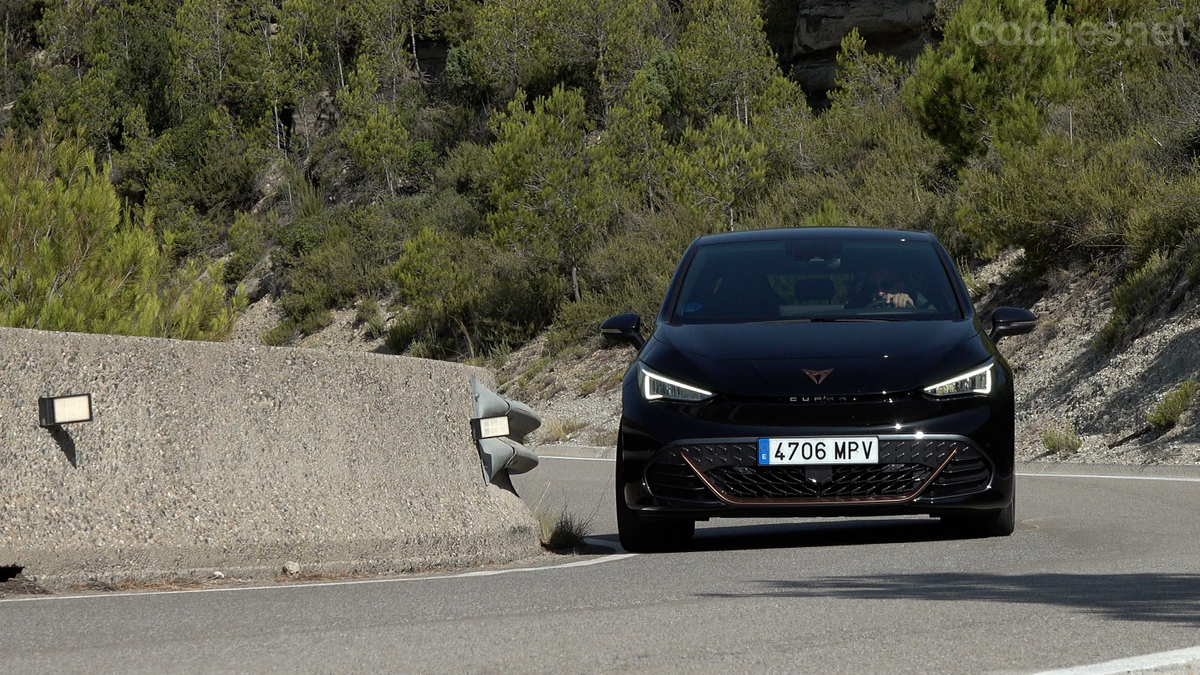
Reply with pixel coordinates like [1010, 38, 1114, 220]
[849, 268, 915, 309]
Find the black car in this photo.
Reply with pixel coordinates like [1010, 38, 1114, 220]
[601, 227, 1036, 552]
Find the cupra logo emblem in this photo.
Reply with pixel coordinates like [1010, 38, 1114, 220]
[803, 368, 834, 385]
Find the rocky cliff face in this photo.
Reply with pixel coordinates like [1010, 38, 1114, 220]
[764, 0, 937, 97]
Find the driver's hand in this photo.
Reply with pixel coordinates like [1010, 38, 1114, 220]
[884, 293, 914, 308]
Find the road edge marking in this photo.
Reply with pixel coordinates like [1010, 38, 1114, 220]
[1029, 645, 1200, 675]
[0, 553, 638, 604]
[1017, 472, 1200, 483]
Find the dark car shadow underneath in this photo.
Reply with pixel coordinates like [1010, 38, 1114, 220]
[593, 516, 985, 555]
[689, 517, 974, 551]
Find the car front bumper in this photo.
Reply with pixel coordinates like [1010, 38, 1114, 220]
[617, 373, 1015, 521]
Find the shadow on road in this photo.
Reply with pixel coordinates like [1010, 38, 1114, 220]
[705, 572, 1200, 626]
[591, 517, 979, 554]
[688, 518, 966, 551]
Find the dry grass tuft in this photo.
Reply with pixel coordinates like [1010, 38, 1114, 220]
[1042, 426, 1082, 458]
[541, 416, 589, 443]
[539, 510, 592, 552]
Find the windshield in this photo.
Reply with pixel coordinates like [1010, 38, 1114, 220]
[671, 237, 962, 324]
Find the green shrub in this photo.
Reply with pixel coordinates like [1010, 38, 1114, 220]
[224, 212, 266, 283]
[578, 371, 605, 396]
[272, 204, 404, 336]
[1147, 380, 1198, 431]
[297, 310, 332, 335]
[1042, 426, 1082, 458]
[354, 299, 380, 325]
[366, 314, 388, 340]
[957, 138, 1143, 264]
[409, 338, 434, 359]
[262, 319, 297, 346]
[147, 108, 262, 221]
[0, 127, 241, 340]
[1094, 251, 1179, 352]
[546, 205, 703, 352]
[385, 319, 421, 354]
[388, 228, 562, 359]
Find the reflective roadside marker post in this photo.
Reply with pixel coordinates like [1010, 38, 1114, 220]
[470, 376, 540, 494]
[38, 394, 94, 428]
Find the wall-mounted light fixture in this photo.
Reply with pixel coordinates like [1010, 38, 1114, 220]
[38, 394, 93, 428]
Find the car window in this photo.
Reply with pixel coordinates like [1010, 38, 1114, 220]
[672, 238, 961, 323]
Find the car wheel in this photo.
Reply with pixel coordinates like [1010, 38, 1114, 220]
[942, 493, 1015, 538]
[615, 435, 695, 552]
[616, 495, 695, 552]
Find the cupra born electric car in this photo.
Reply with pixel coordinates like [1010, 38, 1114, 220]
[601, 227, 1036, 552]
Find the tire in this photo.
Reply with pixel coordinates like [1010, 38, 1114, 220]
[615, 435, 695, 552]
[942, 492, 1016, 538]
[616, 494, 695, 552]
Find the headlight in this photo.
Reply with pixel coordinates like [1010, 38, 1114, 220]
[924, 362, 993, 397]
[638, 365, 714, 402]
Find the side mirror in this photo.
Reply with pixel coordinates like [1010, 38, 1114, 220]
[990, 307, 1037, 343]
[601, 313, 645, 350]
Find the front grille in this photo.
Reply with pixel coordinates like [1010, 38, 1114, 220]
[644, 448, 721, 503]
[923, 445, 992, 498]
[708, 466, 818, 498]
[645, 437, 976, 504]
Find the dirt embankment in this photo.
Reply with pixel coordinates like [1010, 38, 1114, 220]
[979, 257, 1200, 464]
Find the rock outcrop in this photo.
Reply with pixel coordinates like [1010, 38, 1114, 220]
[764, 0, 937, 98]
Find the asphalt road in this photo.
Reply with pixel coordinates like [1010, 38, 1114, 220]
[1, 449, 1199, 674]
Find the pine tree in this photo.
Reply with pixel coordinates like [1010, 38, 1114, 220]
[169, 0, 256, 115]
[541, 0, 661, 113]
[0, 127, 243, 339]
[663, 115, 768, 231]
[458, 0, 549, 98]
[672, 0, 778, 124]
[337, 58, 417, 195]
[593, 68, 668, 212]
[902, 0, 1078, 162]
[487, 85, 607, 302]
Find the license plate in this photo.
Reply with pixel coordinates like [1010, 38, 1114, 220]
[758, 437, 880, 465]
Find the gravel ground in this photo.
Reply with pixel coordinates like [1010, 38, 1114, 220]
[228, 299, 393, 354]
[997, 263, 1200, 465]
[494, 334, 632, 450]
[295, 308, 391, 353]
[227, 295, 282, 346]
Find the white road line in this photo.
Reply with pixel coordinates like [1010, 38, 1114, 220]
[0, 554, 638, 604]
[1017, 472, 1200, 483]
[541, 454, 1200, 483]
[1031, 645, 1200, 675]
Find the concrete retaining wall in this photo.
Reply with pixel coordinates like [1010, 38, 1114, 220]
[0, 327, 540, 586]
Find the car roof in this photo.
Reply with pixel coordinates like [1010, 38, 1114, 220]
[694, 227, 936, 246]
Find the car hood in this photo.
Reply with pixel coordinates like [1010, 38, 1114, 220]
[642, 320, 989, 397]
